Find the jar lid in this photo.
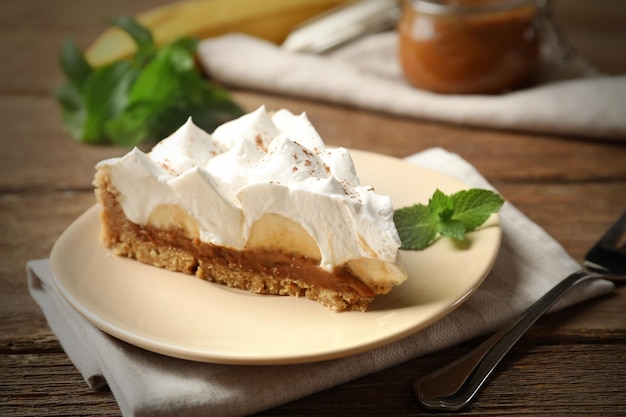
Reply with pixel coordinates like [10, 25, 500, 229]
[405, 0, 543, 16]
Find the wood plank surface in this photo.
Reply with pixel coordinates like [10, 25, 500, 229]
[1, 0, 625, 416]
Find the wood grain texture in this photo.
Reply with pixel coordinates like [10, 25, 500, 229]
[1, 0, 625, 416]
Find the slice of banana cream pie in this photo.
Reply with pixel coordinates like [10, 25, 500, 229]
[94, 106, 406, 311]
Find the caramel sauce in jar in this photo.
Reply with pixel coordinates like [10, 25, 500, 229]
[398, 0, 541, 94]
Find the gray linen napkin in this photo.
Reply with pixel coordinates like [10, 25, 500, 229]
[198, 33, 626, 140]
[28, 148, 614, 417]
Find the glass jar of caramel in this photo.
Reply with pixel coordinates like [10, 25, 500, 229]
[398, 0, 542, 94]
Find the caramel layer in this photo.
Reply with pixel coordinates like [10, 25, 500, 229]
[132, 222, 376, 298]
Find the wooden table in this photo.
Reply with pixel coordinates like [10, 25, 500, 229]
[2, 1, 625, 415]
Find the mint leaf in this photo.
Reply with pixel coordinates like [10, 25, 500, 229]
[429, 189, 453, 217]
[55, 17, 243, 146]
[438, 219, 466, 240]
[394, 188, 504, 250]
[394, 204, 439, 250]
[450, 189, 505, 232]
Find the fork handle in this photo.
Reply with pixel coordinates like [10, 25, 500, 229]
[414, 269, 601, 411]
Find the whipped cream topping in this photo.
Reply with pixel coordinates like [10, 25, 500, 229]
[98, 106, 403, 275]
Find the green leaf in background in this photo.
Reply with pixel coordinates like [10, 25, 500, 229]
[55, 81, 85, 140]
[110, 16, 156, 62]
[55, 17, 243, 146]
[59, 38, 93, 91]
[394, 188, 504, 250]
[81, 60, 138, 144]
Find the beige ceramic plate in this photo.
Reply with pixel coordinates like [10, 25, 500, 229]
[50, 149, 501, 365]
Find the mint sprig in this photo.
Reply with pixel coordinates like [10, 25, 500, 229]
[55, 17, 243, 147]
[394, 188, 504, 250]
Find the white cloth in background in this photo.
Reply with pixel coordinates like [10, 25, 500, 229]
[198, 33, 626, 140]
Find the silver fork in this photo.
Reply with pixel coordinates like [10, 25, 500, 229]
[415, 212, 626, 411]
